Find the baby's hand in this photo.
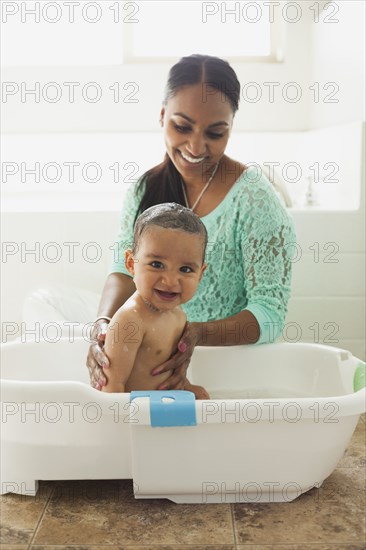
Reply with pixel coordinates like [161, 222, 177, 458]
[186, 383, 210, 400]
[86, 320, 110, 390]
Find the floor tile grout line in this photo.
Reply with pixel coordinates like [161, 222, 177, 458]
[23, 546, 239, 548]
[230, 502, 238, 548]
[22, 546, 238, 548]
[27, 482, 56, 549]
[18, 544, 366, 548]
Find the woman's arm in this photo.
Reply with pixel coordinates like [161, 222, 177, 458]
[190, 309, 260, 346]
[241, 208, 296, 346]
[96, 272, 136, 320]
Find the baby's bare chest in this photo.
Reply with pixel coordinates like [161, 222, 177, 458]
[136, 315, 186, 368]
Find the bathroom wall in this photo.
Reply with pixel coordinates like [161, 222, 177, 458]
[308, 0, 365, 129]
[280, 122, 365, 360]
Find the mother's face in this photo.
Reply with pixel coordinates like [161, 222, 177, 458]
[160, 83, 234, 181]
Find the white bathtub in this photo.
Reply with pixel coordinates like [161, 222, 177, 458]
[1, 338, 365, 503]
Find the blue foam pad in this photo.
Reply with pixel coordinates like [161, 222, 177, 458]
[130, 390, 197, 427]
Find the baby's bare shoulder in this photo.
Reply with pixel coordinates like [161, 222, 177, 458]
[176, 306, 187, 325]
[110, 301, 145, 339]
[114, 307, 143, 323]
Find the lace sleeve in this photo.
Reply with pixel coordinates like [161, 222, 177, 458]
[108, 181, 144, 276]
[240, 180, 296, 345]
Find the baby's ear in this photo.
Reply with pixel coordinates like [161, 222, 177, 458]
[125, 249, 135, 275]
[199, 262, 208, 280]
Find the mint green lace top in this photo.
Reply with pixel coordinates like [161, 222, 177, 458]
[109, 166, 296, 345]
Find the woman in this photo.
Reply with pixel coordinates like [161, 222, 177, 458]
[87, 54, 296, 391]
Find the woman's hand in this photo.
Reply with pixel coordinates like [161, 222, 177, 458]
[86, 319, 111, 390]
[151, 321, 200, 390]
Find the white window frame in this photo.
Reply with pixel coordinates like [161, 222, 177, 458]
[122, 13, 286, 64]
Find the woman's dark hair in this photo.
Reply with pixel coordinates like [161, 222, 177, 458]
[132, 202, 208, 263]
[133, 54, 240, 224]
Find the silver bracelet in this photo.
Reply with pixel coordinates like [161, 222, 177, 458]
[94, 316, 112, 324]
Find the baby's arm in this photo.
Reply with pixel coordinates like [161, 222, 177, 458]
[101, 308, 145, 393]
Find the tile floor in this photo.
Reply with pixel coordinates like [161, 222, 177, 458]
[1, 415, 365, 549]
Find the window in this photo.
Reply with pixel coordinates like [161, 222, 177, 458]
[1, 1, 285, 67]
[1, 2, 123, 67]
[123, 1, 285, 63]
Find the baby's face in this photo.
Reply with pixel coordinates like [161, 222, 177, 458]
[125, 226, 207, 312]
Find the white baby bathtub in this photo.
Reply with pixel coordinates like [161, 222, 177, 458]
[1, 338, 365, 503]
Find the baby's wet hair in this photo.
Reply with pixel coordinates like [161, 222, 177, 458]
[132, 202, 208, 263]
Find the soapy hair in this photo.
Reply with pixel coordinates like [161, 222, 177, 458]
[132, 202, 208, 263]
[132, 54, 241, 224]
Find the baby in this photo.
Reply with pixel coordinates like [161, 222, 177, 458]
[101, 202, 210, 399]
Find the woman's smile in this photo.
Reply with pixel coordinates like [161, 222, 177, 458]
[178, 150, 208, 165]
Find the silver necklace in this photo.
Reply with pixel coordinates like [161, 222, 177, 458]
[181, 162, 219, 212]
